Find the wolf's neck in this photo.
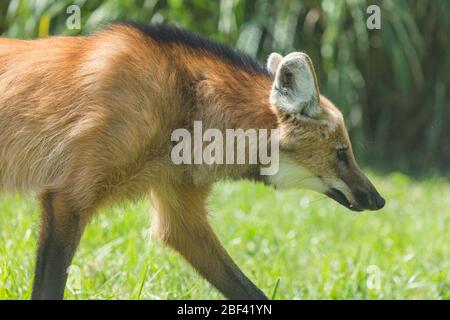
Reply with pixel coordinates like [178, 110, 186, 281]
[186, 61, 280, 184]
[192, 60, 278, 131]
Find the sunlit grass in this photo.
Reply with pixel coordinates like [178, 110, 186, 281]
[0, 172, 449, 299]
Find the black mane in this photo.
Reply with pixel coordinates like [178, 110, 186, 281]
[115, 21, 270, 76]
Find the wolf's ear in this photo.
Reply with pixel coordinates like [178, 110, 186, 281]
[270, 52, 321, 118]
[267, 52, 283, 75]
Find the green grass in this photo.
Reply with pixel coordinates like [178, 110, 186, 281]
[0, 172, 449, 299]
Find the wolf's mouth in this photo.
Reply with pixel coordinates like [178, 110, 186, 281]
[326, 187, 362, 212]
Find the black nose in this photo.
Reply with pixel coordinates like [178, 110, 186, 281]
[374, 195, 385, 209]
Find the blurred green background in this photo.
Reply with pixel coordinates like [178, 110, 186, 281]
[0, 0, 448, 174]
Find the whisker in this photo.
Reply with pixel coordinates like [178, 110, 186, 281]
[308, 196, 329, 204]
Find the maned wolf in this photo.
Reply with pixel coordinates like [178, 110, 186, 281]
[0, 22, 385, 300]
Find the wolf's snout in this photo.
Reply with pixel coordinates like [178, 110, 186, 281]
[354, 190, 385, 211]
[373, 194, 385, 210]
[326, 179, 386, 212]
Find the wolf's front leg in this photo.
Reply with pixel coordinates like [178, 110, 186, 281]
[150, 185, 268, 300]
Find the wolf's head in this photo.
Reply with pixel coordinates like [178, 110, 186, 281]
[266, 52, 384, 211]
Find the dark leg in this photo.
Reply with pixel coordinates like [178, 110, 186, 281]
[31, 191, 88, 300]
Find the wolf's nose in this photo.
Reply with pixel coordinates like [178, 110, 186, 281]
[374, 195, 385, 209]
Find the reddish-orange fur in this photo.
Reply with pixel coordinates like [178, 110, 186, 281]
[0, 25, 276, 299]
[0, 24, 383, 299]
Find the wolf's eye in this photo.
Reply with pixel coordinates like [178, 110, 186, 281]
[337, 149, 348, 165]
